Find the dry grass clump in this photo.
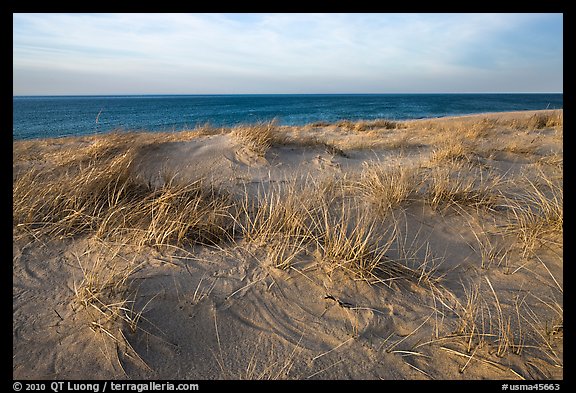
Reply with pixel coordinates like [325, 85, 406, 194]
[12, 132, 145, 175]
[495, 110, 563, 132]
[13, 138, 235, 249]
[13, 138, 58, 166]
[518, 293, 563, 369]
[445, 278, 562, 368]
[336, 118, 402, 132]
[545, 110, 563, 129]
[491, 133, 541, 157]
[231, 119, 281, 157]
[501, 170, 563, 258]
[314, 201, 392, 280]
[127, 178, 235, 248]
[335, 119, 358, 131]
[58, 132, 153, 169]
[536, 153, 563, 172]
[307, 121, 332, 128]
[505, 142, 539, 156]
[420, 112, 562, 164]
[515, 111, 563, 131]
[71, 244, 155, 372]
[378, 131, 424, 153]
[358, 162, 419, 214]
[305, 179, 433, 284]
[229, 175, 431, 284]
[236, 180, 318, 244]
[424, 118, 503, 164]
[418, 112, 562, 136]
[429, 138, 473, 164]
[468, 226, 514, 272]
[360, 119, 403, 131]
[331, 128, 422, 153]
[462, 118, 499, 139]
[193, 122, 226, 136]
[422, 164, 505, 212]
[73, 246, 145, 336]
[13, 147, 144, 239]
[313, 204, 441, 288]
[413, 119, 468, 134]
[230, 176, 350, 270]
[449, 279, 526, 358]
[417, 116, 497, 139]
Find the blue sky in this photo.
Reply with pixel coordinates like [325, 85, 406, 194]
[13, 13, 563, 95]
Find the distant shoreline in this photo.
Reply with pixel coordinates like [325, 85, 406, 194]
[13, 92, 563, 140]
[13, 108, 564, 143]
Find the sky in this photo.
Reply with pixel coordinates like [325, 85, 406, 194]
[13, 13, 563, 95]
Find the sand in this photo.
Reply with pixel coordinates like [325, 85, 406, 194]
[13, 110, 563, 380]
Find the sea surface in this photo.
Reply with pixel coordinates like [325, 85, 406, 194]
[13, 94, 563, 140]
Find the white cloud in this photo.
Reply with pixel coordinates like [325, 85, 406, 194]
[13, 13, 563, 94]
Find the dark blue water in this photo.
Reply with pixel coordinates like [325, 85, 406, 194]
[12, 94, 563, 140]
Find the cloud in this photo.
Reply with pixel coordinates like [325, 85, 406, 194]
[13, 13, 563, 94]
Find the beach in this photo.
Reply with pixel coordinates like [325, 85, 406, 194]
[13, 110, 563, 380]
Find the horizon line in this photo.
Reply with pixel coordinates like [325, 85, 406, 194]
[14, 91, 564, 97]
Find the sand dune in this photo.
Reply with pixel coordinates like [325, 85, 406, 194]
[13, 110, 563, 380]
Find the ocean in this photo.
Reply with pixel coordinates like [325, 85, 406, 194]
[12, 93, 563, 140]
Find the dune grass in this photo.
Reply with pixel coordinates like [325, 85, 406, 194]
[505, 110, 563, 131]
[336, 118, 403, 132]
[429, 138, 473, 164]
[422, 163, 506, 212]
[445, 276, 563, 366]
[69, 242, 157, 374]
[13, 112, 563, 379]
[231, 179, 316, 269]
[501, 169, 563, 259]
[358, 161, 419, 214]
[313, 200, 393, 280]
[192, 122, 225, 136]
[231, 119, 282, 157]
[128, 178, 235, 248]
[13, 115, 557, 273]
[13, 147, 142, 239]
[73, 245, 144, 335]
[13, 137, 235, 248]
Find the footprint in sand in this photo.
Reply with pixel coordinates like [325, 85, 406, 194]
[232, 147, 269, 167]
[312, 155, 341, 170]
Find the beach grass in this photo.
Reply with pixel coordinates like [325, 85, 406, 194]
[231, 119, 281, 157]
[13, 110, 563, 379]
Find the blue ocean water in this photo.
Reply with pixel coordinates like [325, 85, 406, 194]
[12, 94, 563, 140]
